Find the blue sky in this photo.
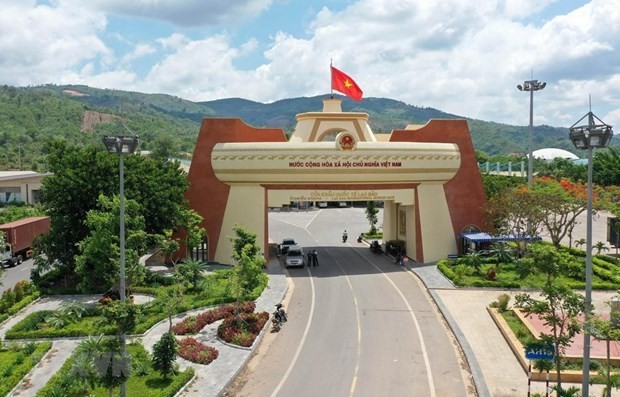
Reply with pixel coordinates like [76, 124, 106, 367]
[1, 0, 618, 130]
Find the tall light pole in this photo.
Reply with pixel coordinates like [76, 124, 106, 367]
[102, 134, 139, 397]
[517, 79, 546, 186]
[568, 107, 613, 397]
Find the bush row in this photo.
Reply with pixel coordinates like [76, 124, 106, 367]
[0, 281, 40, 324]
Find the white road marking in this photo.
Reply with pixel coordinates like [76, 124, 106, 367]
[325, 249, 362, 397]
[270, 263, 316, 397]
[355, 250, 437, 397]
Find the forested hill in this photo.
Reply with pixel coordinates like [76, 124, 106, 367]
[0, 84, 577, 171]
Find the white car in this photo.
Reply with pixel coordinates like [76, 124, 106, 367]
[338, 202, 347, 207]
[318, 202, 328, 208]
[285, 245, 305, 268]
[279, 238, 296, 255]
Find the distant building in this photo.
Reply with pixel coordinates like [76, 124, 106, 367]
[532, 148, 579, 161]
[0, 171, 50, 204]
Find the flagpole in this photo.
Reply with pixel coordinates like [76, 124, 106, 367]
[330, 59, 333, 98]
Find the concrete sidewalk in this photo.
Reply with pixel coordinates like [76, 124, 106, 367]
[410, 262, 610, 397]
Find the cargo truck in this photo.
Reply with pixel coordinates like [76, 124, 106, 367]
[0, 216, 50, 268]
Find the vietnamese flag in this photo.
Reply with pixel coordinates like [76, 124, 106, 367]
[331, 66, 363, 101]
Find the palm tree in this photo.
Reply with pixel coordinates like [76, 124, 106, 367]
[575, 238, 586, 250]
[71, 335, 107, 394]
[459, 251, 483, 275]
[175, 259, 209, 290]
[490, 242, 514, 271]
[595, 241, 610, 256]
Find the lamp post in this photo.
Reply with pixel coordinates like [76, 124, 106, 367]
[102, 134, 139, 397]
[517, 79, 546, 186]
[568, 109, 613, 397]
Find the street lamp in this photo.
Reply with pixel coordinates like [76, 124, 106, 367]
[102, 134, 139, 397]
[568, 109, 613, 397]
[517, 79, 546, 186]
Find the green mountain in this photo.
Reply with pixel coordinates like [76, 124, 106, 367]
[0, 84, 581, 171]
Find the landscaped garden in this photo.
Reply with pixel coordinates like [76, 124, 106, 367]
[438, 242, 620, 290]
[37, 340, 195, 397]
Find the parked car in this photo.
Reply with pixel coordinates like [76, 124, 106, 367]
[318, 202, 328, 208]
[279, 238, 296, 255]
[285, 245, 305, 268]
[338, 202, 347, 207]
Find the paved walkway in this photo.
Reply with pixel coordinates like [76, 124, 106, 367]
[2, 256, 613, 397]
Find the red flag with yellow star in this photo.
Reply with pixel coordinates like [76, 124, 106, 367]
[331, 66, 363, 101]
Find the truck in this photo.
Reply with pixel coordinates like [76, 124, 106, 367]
[0, 216, 50, 268]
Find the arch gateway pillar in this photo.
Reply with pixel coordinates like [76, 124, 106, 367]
[185, 99, 486, 264]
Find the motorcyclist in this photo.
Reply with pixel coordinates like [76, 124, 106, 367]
[275, 303, 287, 323]
[342, 230, 348, 242]
[357, 233, 363, 243]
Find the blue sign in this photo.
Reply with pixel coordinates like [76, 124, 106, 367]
[524, 343, 555, 360]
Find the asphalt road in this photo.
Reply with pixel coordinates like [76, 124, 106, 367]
[0, 258, 34, 293]
[226, 207, 472, 397]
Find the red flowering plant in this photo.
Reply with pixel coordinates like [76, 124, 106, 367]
[531, 176, 605, 248]
[178, 337, 219, 365]
[172, 301, 256, 335]
[217, 311, 270, 347]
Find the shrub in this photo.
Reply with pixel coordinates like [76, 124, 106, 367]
[152, 332, 178, 379]
[172, 301, 256, 335]
[217, 312, 269, 347]
[490, 293, 511, 312]
[178, 338, 219, 365]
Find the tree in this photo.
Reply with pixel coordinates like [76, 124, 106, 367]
[175, 259, 209, 291]
[70, 335, 107, 394]
[531, 178, 592, 249]
[152, 332, 178, 379]
[74, 194, 148, 293]
[489, 241, 514, 271]
[594, 241, 609, 256]
[484, 186, 544, 256]
[230, 225, 266, 298]
[514, 244, 585, 392]
[37, 141, 189, 278]
[589, 304, 620, 397]
[593, 146, 620, 186]
[458, 251, 483, 275]
[163, 287, 183, 332]
[365, 201, 379, 235]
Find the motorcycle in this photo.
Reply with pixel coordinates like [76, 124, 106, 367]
[370, 240, 382, 254]
[272, 303, 287, 331]
[357, 235, 363, 243]
[342, 232, 348, 243]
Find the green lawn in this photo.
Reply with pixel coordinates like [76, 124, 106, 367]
[37, 342, 194, 397]
[0, 341, 52, 396]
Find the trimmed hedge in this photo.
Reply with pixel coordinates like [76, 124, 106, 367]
[0, 281, 40, 324]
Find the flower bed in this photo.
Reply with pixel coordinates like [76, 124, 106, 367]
[217, 312, 269, 347]
[171, 301, 256, 335]
[178, 338, 219, 365]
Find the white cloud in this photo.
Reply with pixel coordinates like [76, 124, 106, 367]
[121, 43, 157, 64]
[0, 0, 618, 129]
[0, 1, 110, 86]
[72, 0, 274, 26]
